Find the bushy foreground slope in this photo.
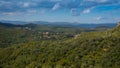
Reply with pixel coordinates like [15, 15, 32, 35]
[0, 26, 120, 68]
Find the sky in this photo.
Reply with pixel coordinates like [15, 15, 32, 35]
[0, 0, 120, 23]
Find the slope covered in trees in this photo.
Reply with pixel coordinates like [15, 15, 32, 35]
[0, 24, 120, 68]
[0, 22, 83, 48]
[0, 22, 109, 48]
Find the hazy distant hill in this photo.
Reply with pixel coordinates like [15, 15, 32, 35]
[0, 20, 29, 25]
[0, 20, 117, 28]
[0, 22, 24, 27]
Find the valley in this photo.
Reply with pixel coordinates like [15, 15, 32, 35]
[0, 22, 120, 68]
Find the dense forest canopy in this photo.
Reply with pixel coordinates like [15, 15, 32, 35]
[0, 22, 120, 68]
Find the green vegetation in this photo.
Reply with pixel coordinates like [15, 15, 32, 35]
[0, 22, 120, 68]
[0, 24, 80, 48]
[0, 23, 108, 48]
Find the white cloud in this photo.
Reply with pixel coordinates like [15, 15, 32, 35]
[52, 3, 61, 11]
[23, 2, 30, 7]
[82, 9, 91, 14]
[2, 12, 19, 15]
[99, 0, 108, 3]
[0, 1, 12, 7]
[95, 16, 103, 21]
[0, 1, 12, 4]
[18, 2, 32, 8]
[82, 7, 95, 14]
[85, 0, 108, 3]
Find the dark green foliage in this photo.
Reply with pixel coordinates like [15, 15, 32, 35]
[0, 23, 120, 68]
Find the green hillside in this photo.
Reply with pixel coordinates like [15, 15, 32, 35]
[0, 23, 120, 68]
[0, 23, 83, 48]
[0, 22, 109, 48]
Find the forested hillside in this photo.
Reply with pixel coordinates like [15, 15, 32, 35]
[0, 23, 120, 68]
[0, 23, 82, 48]
[0, 22, 109, 48]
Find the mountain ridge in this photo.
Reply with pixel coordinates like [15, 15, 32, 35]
[0, 20, 117, 28]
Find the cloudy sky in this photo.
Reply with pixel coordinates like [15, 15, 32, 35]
[0, 0, 120, 23]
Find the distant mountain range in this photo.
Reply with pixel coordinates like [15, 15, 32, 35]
[0, 20, 117, 28]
